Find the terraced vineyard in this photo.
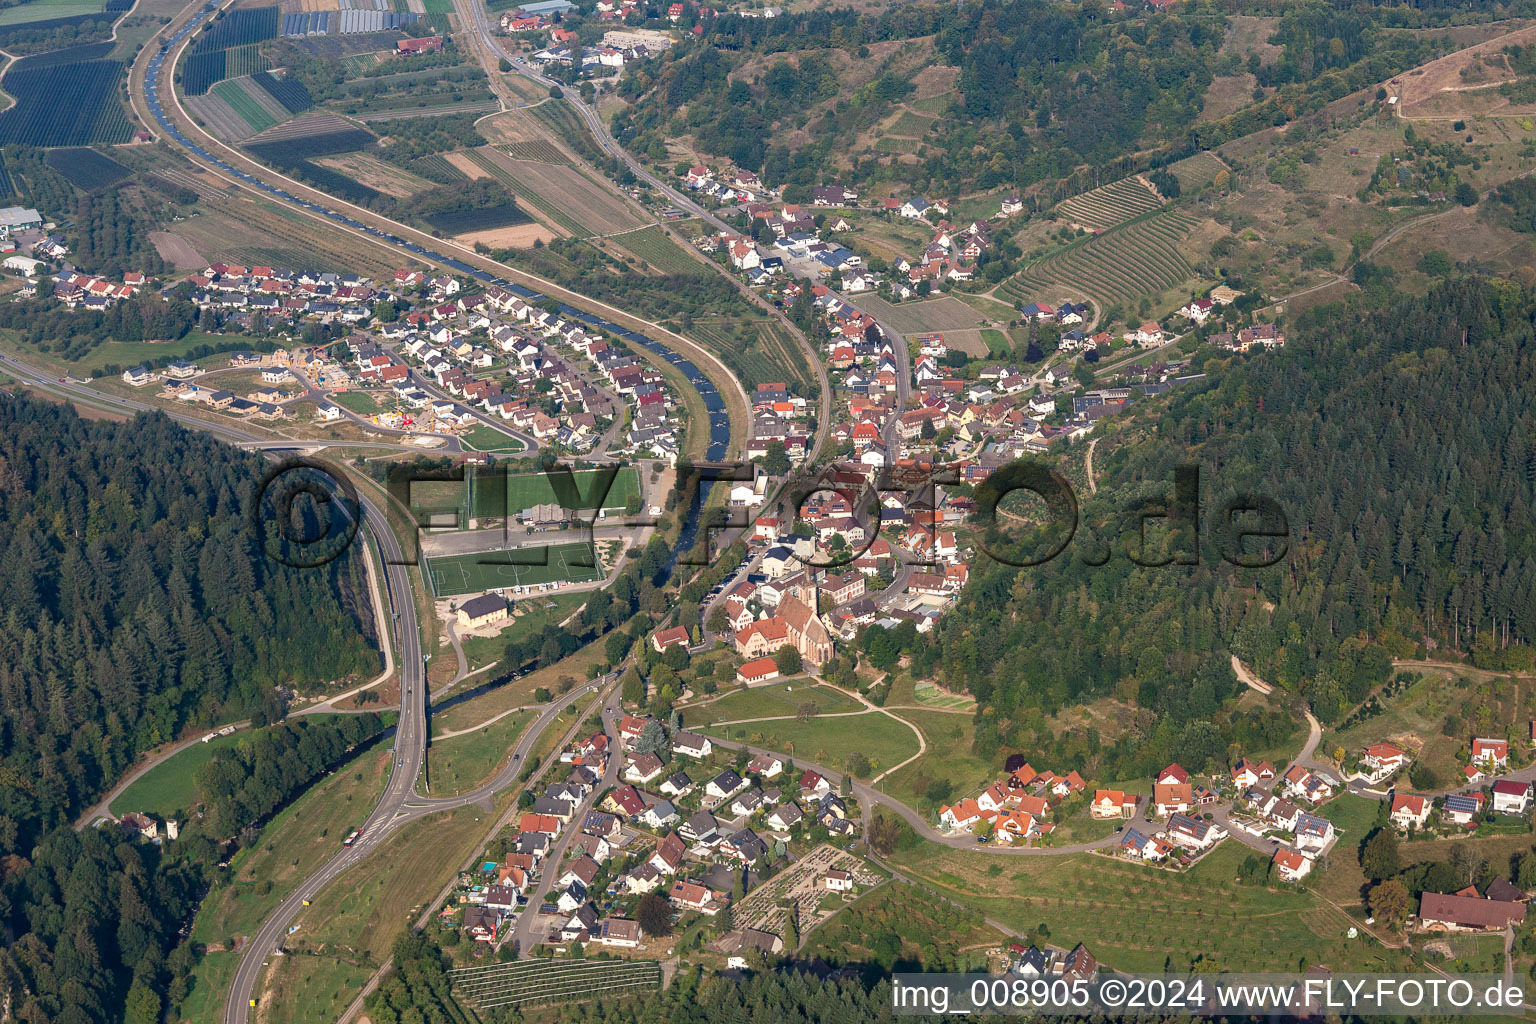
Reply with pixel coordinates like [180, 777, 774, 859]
[502, 139, 569, 164]
[1167, 150, 1228, 191]
[1054, 176, 1164, 231]
[997, 209, 1199, 310]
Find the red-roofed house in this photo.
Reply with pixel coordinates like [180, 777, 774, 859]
[1472, 738, 1509, 769]
[652, 626, 691, 653]
[1390, 793, 1429, 830]
[1091, 790, 1138, 819]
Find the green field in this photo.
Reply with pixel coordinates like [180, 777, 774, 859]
[458, 421, 528, 453]
[427, 541, 605, 596]
[428, 709, 534, 796]
[889, 839, 1416, 974]
[0, 0, 105, 25]
[110, 728, 248, 818]
[704, 710, 918, 779]
[478, 466, 638, 517]
[181, 743, 393, 1023]
[886, 110, 936, 137]
[877, 707, 995, 814]
[613, 225, 704, 275]
[212, 78, 279, 134]
[691, 680, 856, 724]
[998, 209, 1198, 310]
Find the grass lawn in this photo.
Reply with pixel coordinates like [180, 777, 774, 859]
[182, 746, 392, 1021]
[286, 795, 514, 963]
[888, 839, 1417, 974]
[1321, 667, 1529, 788]
[703, 711, 918, 779]
[878, 708, 994, 814]
[110, 730, 248, 819]
[691, 679, 856, 724]
[910, 681, 973, 710]
[429, 635, 608, 733]
[426, 542, 605, 596]
[456, 592, 588, 672]
[257, 953, 374, 1024]
[979, 328, 1012, 357]
[459, 422, 528, 452]
[177, 951, 236, 1024]
[331, 389, 382, 414]
[428, 709, 534, 796]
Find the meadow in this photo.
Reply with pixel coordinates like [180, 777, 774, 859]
[703, 710, 918, 779]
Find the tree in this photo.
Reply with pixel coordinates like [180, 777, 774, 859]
[499, 57, 512, 72]
[372, 298, 398, 323]
[633, 718, 669, 757]
[708, 605, 729, 634]
[774, 645, 802, 675]
[123, 981, 162, 1024]
[637, 892, 672, 936]
[1455, 182, 1478, 207]
[1360, 828, 1400, 880]
[783, 911, 799, 950]
[761, 440, 791, 476]
[1367, 879, 1412, 929]
[621, 666, 646, 706]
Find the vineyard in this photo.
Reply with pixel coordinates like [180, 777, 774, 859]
[612, 225, 703, 275]
[243, 112, 375, 165]
[996, 209, 1199, 310]
[409, 153, 467, 183]
[1054, 175, 1165, 231]
[462, 147, 586, 236]
[450, 959, 660, 1010]
[191, 6, 277, 52]
[0, 59, 133, 145]
[251, 70, 313, 114]
[687, 318, 811, 390]
[501, 138, 569, 164]
[44, 147, 130, 189]
[1167, 150, 1228, 192]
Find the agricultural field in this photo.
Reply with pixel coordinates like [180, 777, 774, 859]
[460, 147, 582, 237]
[212, 76, 288, 134]
[888, 839, 1416, 975]
[0, 0, 106, 26]
[252, 70, 314, 114]
[312, 150, 432, 195]
[44, 147, 130, 189]
[1166, 150, 1229, 192]
[191, 5, 278, 52]
[501, 138, 568, 164]
[477, 147, 646, 236]
[857, 294, 986, 333]
[612, 225, 703, 275]
[0, 59, 133, 145]
[426, 542, 607, 596]
[997, 209, 1199, 312]
[1054, 176, 1165, 231]
[172, 190, 399, 276]
[243, 111, 375, 164]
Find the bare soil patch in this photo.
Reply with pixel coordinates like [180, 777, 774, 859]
[455, 223, 556, 248]
[444, 150, 491, 179]
[1199, 73, 1260, 123]
[150, 231, 206, 270]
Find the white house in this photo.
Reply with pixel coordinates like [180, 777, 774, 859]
[1492, 780, 1532, 815]
[1390, 793, 1430, 830]
[1272, 847, 1313, 882]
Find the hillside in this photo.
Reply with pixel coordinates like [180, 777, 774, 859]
[0, 394, 380, 850]
[941, 276, 1535, 771]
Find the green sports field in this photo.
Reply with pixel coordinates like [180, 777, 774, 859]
[410, 467, 639, 523]
[427, 542, 605, 595]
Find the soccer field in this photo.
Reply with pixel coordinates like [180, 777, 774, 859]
[470, 467, 640, 519]
[427, 542, 606, 596]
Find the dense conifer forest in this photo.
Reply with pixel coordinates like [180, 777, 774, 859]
[936, 277, 1536, 776]
[0, 395, 379, 852]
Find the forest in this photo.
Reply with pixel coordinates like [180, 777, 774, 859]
[0, 395, 380, 855]
[937, 276, 1536, 777]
